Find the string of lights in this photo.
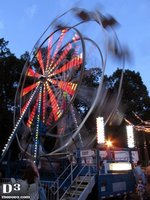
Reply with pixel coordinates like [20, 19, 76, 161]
[124, 113, 150, 133]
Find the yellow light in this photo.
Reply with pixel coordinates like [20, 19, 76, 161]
[106, 140, 113, 147]
[96, 117, 105, 144]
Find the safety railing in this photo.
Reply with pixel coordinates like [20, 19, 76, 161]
[70, 165, 92, 198]
[60, 164, 93, 200]
[47, 161, 78, 200]
[40, 180, 54, 200]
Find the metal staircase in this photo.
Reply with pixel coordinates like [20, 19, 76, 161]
[60, 165, 96, 200]
[61, 174, 95, 200]
[45, 163, 96, 200]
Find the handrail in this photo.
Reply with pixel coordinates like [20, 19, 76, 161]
[50, 160, 72, 195]
[50, 161, 72, 190]
[46, 162, 72, 199]
[49, 162, 78, 199]
[54, 163, 78, 195]
[60, 164, 90, 200]
[70, 165, 92, 198]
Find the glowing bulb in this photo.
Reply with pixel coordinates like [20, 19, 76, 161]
[106, 140, 113, 147]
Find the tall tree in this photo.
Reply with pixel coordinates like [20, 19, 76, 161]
[0, 38, 24, 151]
[107, 69, 150, 122]
[106, 68, 150, 161]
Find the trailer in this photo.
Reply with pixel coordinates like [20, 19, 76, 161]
[79, 148, 137, 199]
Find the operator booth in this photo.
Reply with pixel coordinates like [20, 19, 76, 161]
[95, 122, 138, 199]
[74, 146, 138, 199]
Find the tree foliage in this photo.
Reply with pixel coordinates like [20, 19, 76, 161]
[107, 68, 150, 122]
[0, 47, 24, 111]
[0, 38, 25, 150]
[82, 67, 101, 87]
[0, 38, 11, 58]
[106, 69, 150, 159]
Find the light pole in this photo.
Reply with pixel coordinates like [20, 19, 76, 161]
[126, 125, 135, 163]
[96, 117, 105, 174]
[96, 116, 105, 198]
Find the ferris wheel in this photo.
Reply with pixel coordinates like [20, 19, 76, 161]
[0, 7, 125, 164]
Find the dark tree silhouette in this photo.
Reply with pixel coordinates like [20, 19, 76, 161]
[107, 68, 150, 122]
[0, 38, 25, 153]
[106, 68, 150, 162]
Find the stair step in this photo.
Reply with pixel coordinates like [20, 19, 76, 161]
[76, 180, 89, 185]
[61, 175, 95, 200]
[76, 176, 92, 182]
[71, 185, 86, 190]
[66, 191, 82, 197]
[77, 176, 92, 181]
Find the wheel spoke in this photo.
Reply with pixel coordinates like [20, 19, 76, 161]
[27, 67, 41, 78]
[21, 99, 29, 114]
[33, 86, 42, 161]
[49, 53, 82, 76]
[46, 35, 53, 70]
[36, 49, 45, 74]
[22, 81, 40, 97]
[46, 82, 62, 121]
[21, 82, 41, 113]
[49, 79, 77, 96]
[50, 42, 72, 72]
[50, 29, 67, 67]
[26, 93, 40, 128]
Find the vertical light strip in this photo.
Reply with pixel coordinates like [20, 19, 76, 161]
[42, 84, 46, 123]
[126, 125, 135, 148]
[33, 86, 42, 161]
[96, 117, 105, 144]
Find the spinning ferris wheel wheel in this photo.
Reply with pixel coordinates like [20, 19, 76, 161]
[0, 7, 125, 164]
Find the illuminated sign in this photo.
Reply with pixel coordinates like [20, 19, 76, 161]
[108, 162, 132, 171]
